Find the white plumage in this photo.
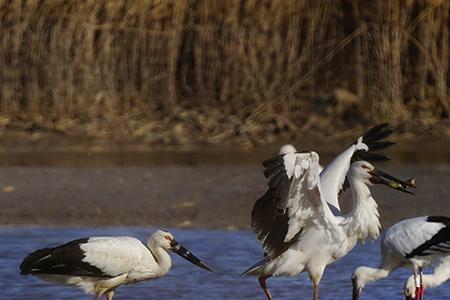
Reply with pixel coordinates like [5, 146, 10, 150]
[319, 136, 368, 213]
[80, 237, 156, 280]
[352, 216, 450, 300]
[20, 229, 213, 300]
[244, 124, 413, 300]
[279, 143, 324, 174]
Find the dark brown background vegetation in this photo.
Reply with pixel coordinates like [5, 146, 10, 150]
[0, 0, 449, 148]
[1, 1, 450, 228]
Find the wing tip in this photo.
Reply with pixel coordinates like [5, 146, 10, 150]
[241, 256, 271, 277]
[361, 123, 394, 144]
[20, 248, 52, 275]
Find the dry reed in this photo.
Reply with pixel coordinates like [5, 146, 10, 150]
[0, 0, 448, 146]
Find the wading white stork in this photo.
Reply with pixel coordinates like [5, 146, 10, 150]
[20, 229, 213, 300]
[404, 256, 450, 299]
[242, 124, 410, 300]
[242, 145, 414, 300]
[352, 216, 450, 300]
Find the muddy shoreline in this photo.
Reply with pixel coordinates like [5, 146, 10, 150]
[1, 164, 449, 229]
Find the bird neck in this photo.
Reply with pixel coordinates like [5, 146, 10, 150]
[319, 144, 357, 211]
[358, 266, 392, 287]
[420, 274, 444, 289]
[424, 257, 450, 288]
[344, 178, 380, 242]
[147, 241, 172, 277]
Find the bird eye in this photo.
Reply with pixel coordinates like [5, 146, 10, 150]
[164, 236, 172, 241]
[361, 165, 370, 170]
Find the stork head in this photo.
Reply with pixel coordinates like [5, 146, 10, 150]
[150, 229, 214, 272]
[278, 144, 297, 155]
[150, 229, 175, 250]
[351, 266, 369, 300]
[349, 161, 375, 183]
[404, 275, 417, 300]
[349, 161, 415, 194]
[352, 266, 392, 300]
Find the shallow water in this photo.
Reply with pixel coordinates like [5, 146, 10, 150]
[1, 227, 449, 300]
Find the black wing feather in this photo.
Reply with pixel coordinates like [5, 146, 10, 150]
[354, 151, 391, 161]
[20, 238, 111, 277]
[359, 123, 389, 138]
[262, 155, 284, 168]
[263, 163, 283, 179]
[251, 189, 302, 258]
[252, 155, 301, 258]
[353, 123, 395, 163]
[267, 172, 281, 188]
[366, 141, 396, 152]
[405, 216, 450, 258]
[364, 127, 394, 144]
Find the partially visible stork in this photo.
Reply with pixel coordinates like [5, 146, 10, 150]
[404, 256, 450, 299]
[20, 229, 213, 300]
[352, 216, 450, 300]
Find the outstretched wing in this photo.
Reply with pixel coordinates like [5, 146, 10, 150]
[251, 151, 337, 258]
[320, 123, 394, 213]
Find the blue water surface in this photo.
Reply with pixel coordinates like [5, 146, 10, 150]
[1, 227, 448, 299]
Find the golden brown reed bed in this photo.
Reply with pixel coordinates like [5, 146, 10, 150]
[0, 0, 449, 147]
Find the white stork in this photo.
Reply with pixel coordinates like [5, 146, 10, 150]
[352, 216, 450, 300]
[20, 229, 213, 300]
[242, 146, 414, 300]
[404, 256, 450, 299]
[242, 124, 410, 299]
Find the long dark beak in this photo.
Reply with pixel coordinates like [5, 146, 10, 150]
[170, 239, 214, 272]
[369, 168, 416, 194]
[352, 278, 361, 300]
[352, 285, 361, 300]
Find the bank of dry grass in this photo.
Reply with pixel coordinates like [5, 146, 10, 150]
[0, 0, 449, 146]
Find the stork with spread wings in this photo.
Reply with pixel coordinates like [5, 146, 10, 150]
[243, 124, 415, 300]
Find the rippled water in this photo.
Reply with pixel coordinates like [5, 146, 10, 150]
[1, 227, 449, 300]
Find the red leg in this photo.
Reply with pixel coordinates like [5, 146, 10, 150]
[418, 270, 424, 300]
[258, 276, 273, 300]
[413, 270, 421, 300]
[104, 290, 114, 300]
[313, 282, 319, 300]
[418, 286, 425, 299]
[414, 287, 421, 299]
